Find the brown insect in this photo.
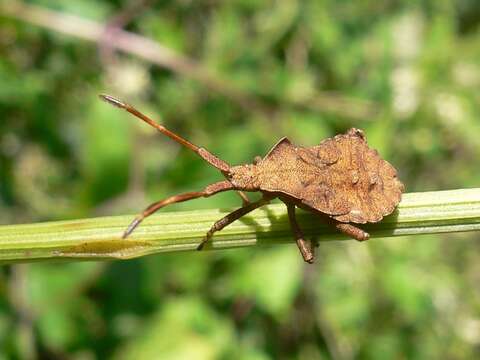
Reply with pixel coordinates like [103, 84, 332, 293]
[100, 94, 404, 263]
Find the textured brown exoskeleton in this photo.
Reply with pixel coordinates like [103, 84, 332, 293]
[100, 94, 404, 263]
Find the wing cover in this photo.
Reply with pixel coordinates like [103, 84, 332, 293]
[256, 129, 404, 223]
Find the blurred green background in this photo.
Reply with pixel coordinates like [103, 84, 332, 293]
[1, 0, 480, 359]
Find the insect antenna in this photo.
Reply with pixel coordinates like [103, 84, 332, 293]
[99, 94, 230, 173]
[100, 94, 251, 205]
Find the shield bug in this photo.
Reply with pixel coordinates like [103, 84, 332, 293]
[100, 95, 404, 263]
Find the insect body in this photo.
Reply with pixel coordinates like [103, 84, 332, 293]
[101, 95, 404, 263]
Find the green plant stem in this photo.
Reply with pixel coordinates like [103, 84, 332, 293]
[0, 188, 479, 264]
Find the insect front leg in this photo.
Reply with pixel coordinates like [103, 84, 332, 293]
[334, 222, 370, 241]
[286, 203, 315, 263]
[197, 195, 273, 250]
[122, 180, 234, 238]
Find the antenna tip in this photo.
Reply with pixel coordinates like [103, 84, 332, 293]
[99, 94, 126, 109]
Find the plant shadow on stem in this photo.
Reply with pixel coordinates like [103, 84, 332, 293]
[204, 204, 403, 250]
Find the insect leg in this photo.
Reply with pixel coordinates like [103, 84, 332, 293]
[122, 180, 234, 239]
[335, 223, 370, 241]
[197, 195, 273, 250]
[286, 203, 315, 263]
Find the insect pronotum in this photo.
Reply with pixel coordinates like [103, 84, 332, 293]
[100, 94, 404, 263]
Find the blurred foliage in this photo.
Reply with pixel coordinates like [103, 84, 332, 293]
[1, 0, 480, 358]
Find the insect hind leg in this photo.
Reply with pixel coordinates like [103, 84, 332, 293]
[335, 222, 370, 241]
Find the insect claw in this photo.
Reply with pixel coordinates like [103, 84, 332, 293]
[197, 236, 209, 250]
[122, 217, 142, 239]
[99, 94, 126, 109]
